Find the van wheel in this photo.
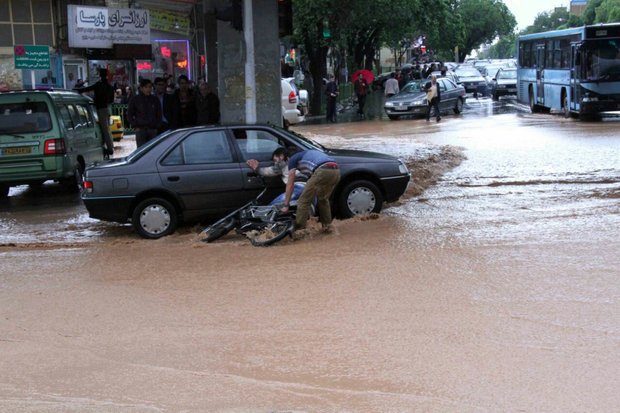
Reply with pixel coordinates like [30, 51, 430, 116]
[0, 184, 9, 198]
[132, 197, 177, 239]
[61, 166, 84, 192]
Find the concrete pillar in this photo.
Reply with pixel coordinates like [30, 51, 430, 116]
[217, 0, 280, 125]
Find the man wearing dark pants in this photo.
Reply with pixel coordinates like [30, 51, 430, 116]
[325, 74, 338, 123]
[127, 79, 162, 148]
[74, 68, 115, 155]
[281, 150, 340, 231]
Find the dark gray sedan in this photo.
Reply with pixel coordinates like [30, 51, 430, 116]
[384, 79, 466, 120]
[81, 124, 411, 238]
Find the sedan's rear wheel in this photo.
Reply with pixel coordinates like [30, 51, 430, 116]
[453, 98, 464, 114]
[132, 197, 177, 239]
[338, 180, 383, 218]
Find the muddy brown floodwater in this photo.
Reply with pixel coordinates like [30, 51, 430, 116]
[1, 111, 619, 412]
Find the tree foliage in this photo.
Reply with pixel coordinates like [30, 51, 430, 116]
[455, 0, 516, 61]
[291, 0, 516, 112]
[522, 7, 571, 34]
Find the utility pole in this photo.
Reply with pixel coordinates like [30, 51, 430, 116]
[243, 0, 256, 123]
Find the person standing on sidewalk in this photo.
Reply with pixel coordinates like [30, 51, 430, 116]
[281, 149, 340, 232]
[74, 68, 115, 156]
[384, 72, 400, 98]
[425, 75, 441, 122]
[127, 79, 162, 148]
[325, 74, 338, 123]
[154, 77, 175, 134]
[354, 73, 369, 117]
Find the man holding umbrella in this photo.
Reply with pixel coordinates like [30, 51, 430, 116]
[353, 72, 370, 118]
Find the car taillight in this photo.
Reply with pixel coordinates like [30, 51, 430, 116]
[83, 180, 93, 193]
[288, 91, 297, 104]
[44, 139, 66, 155]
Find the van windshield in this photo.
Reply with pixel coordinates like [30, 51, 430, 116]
[0, 102, 52, 134]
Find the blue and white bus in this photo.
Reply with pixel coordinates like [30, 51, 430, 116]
[517, 23, 620, 118]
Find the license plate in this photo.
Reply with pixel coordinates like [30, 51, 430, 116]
[1, 147, 32, 155]
[393, 106, 409, 111]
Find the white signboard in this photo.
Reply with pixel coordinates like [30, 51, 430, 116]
[67, 5, 150, 48]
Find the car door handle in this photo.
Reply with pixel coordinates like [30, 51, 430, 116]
[167, 176, 180, 182]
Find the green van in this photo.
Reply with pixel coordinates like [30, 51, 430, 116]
[0, 90, 105, 197]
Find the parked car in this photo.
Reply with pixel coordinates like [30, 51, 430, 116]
[81, 124, 411, 238]
[384, 78, 466, 120]
[490, 68, 517, 101]
[0, 90, 105, 197]
[454, 66, 488, 96]
[282, 78, 306, 128]
[109, 115, 124, 141]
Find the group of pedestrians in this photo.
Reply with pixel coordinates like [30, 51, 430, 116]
[127, 75, 221, 148]
[75, 70, 221, 154]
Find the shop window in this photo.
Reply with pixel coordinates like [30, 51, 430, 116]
[13, 25, 33, 45]
[0, 24, 12, 47]
[0, 2, 9, 22]
[11, 1, 32, 23]
[34, 24, 53, 45]
[32, 0, 52, 23]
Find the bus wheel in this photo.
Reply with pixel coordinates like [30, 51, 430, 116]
[529, 89, 540, 113]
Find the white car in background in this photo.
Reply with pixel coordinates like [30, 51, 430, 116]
[281, 78, 307, 128]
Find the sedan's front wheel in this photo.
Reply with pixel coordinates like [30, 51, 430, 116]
[387, 114, 400, 120]
[132, 197, 177, 239]
[338, 180, 383, 218]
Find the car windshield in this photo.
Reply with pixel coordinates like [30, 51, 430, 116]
[498, 70, 517, 79]
[273, 124, 324, 150]
[581, 39, 620, 81]
[401, 80, 427, 93]
[0, 101, 52, 134]
[455, 68, 482, 77]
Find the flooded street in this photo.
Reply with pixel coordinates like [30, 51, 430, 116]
[1, 100, 619, 412]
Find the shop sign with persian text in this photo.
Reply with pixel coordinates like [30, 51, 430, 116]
[67, 5, 150, 49]
[14, 45, 50, 70]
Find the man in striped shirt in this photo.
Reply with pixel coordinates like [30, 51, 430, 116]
[281, 149, 340, 231]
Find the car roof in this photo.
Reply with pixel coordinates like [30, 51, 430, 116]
[0, 89, 92, 102]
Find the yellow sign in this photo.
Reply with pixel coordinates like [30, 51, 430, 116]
[150, 9, 189, 36]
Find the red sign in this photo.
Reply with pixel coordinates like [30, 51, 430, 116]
[137, 62, 152, 71]
[161, 46, 171, 58]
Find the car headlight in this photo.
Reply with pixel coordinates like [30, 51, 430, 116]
[412, 100, 425, 106]
[398, 160, 409, 174]
[385, 102, 395, 107]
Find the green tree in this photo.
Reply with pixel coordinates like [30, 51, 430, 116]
[455, 0, 516, 61]
[583, 0, 604, 24]
[523, 7, 570, 34]
[479, 32, 517, 59]
[594, 0, 620, 23]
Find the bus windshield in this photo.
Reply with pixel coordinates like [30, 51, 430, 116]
[582, 39, 620, 81]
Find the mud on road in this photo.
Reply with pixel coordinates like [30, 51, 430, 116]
[1, 114, 619, 412]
